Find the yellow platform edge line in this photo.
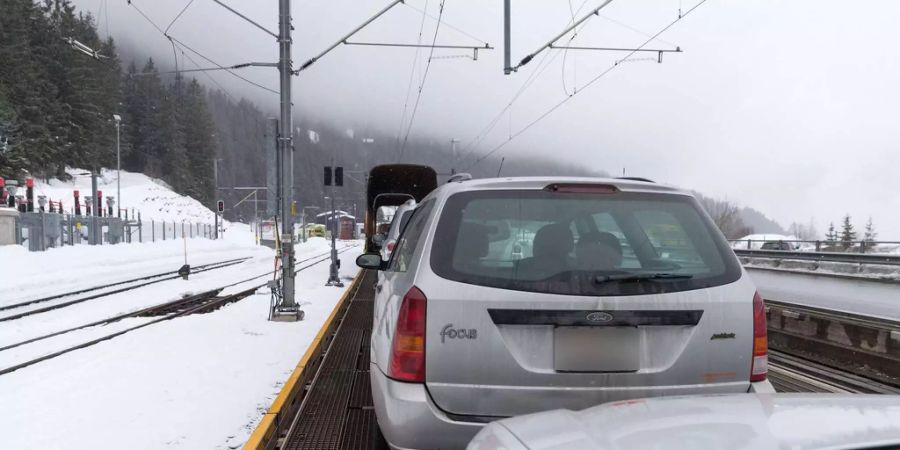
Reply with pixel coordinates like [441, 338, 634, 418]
[243, 270, 364, 450]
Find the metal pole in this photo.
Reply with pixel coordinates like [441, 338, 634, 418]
[91, 171, 99, 245]
[450, 138, 460, 174]
[326, 168, 343, 287]
[504, 0, 511, 74]
[278, 0, 297, 307]
[116, 120, 121, 217]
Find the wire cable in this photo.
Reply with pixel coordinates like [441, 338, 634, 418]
[397, 0, 447, 161]
[400, 1, 488, 45]
[562, 0, 591, 96]
[598, 13, 679, 48]
[127, 0, 278, 95]
[165, 0, 196, 35]
[466, 0, 711, 170]
[178, 47, 237, 102]
[395, 0, 431, 148]
[458, 0, 592, 164]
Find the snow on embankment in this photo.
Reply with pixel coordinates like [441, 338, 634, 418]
[32, 168, 219, 223]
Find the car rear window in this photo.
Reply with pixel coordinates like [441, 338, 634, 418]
[430, 189, 742, 296]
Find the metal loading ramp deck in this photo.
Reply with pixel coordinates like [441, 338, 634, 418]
[282, 270, 385, 449]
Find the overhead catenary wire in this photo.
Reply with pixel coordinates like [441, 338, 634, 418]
[458, 0, 593, 164]
[562, 0, 591, 96]
[127, 62, 276, 77]
[466, 0, 710, 170]
[164, 0, 196, 35]
[177, 48, 238, 102]
[512, 0, 614, 71]
[598, 13, 679, 48]
[396, 0, 431, 148]
[126, 0, 279, 95]
[397, 0, 448, 161]
[400, 1, 489, 45]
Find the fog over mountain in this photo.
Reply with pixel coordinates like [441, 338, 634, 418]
[64, 0, 900, 237]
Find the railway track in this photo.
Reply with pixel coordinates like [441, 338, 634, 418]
[765, 298, 900, 388]
[0, 245, 359, 376]
[769, 350, 900, 394]
[0, 257, 252, 321]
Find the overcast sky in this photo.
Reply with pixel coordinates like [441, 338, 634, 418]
[79, 0, 900, 238]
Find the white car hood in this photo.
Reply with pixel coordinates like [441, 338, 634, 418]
[468, 394, 900, 450]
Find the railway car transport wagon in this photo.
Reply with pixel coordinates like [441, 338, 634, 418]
[364, 164, 437, 252]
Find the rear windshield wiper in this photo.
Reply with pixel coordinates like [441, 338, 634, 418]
[594, 272, 694, 284]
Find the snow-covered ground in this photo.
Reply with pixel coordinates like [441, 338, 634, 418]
[0, 229, 261, 307]
[0, 234, 363, 449]
[2, 168, 368, 449]
[31, 168, 221, 223]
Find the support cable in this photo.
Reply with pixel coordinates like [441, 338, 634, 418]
[466, 0, 710, 170]
[165, 0, 196, 35]
[397, 0, 448, 161]
[458, 0, 592, 164]
[126, 0, 279, 95]
[296, 0, 405, 73]
[396, 0, 431, 148]
[511, 0, 613, 71]
[400, 1, 489, 45]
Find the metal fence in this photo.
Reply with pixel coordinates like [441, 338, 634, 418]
[728, 239, 900, 254]
[14, 211, 216, 251]
[734, 248, 900, 266]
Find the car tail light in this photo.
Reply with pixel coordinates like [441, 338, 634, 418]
[544, 183, 619, 193]
[750, 291, 768, 382]
[389, 286, 427, 382]
[386, 240, 396, 252]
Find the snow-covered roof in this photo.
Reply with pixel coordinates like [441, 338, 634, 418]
[316, 210, 355, 220]
[316, 210, 349, 217]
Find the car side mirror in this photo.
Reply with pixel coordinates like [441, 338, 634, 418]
[357, 253, 387, 270]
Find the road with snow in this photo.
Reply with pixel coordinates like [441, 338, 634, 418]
[747, 267, 900, 319]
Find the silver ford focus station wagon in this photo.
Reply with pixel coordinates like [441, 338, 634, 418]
[357, 177, 773, 450]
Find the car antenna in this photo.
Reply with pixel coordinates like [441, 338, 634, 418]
[497, 157, 505, 177]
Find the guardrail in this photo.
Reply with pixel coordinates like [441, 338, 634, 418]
[734, 249, 900, 266]
[729, 239, 900, 253]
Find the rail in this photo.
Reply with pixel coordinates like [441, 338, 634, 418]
[0, 258, 251, 319]
[0, 246, 359, 376]
[769, 351, 900, 394]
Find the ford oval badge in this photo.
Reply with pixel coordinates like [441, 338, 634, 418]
[586, 312, 614, 323]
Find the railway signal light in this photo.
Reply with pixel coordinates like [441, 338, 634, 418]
[217, 200, 224, 213]
[324, 166, 344, 186]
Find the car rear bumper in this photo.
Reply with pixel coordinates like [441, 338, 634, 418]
[371, 365, 483, 450]
[748, 379, 776, 393]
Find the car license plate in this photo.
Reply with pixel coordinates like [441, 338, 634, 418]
[553, 326, 639, 372]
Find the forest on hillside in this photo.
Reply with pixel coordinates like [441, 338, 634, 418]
[0, 0, 215, 205]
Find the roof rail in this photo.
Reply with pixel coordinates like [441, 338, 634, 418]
[447, 173, 473, 183]
[616, 177, 655, 183]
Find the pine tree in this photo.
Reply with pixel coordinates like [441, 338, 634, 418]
[825, 222, 838, 245]
[863, 217, 877, 244]
[0, 0, 60, 176]
[840, 214, 857, 249]
[180, 79, 216, 205]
